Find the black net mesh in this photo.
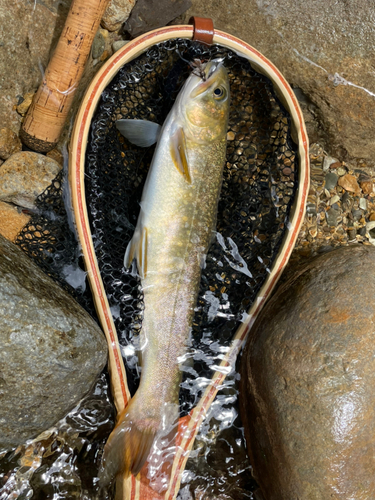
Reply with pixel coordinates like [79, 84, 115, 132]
[85, 38, 298, 413]
[3, 37, 299, 500]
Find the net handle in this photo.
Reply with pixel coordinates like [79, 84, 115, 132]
[189, 16, 214, 45]
[20, 0, 110, 153]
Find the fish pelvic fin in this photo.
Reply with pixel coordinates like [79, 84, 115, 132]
[170, 126, 191, 183]
[99, 405, 158, 486]
[124, 226, 148, 278]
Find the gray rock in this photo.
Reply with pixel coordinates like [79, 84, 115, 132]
[92, 32, 106, 60]
[0, 234, 107, 450]
[180, 0, 375, 163]
[0, 152, 61, 209]
[324, 172, 338, 191]
[326, 207, 339, 226]
[240, 245, 375, 500]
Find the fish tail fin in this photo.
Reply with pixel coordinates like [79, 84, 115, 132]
[99, 404, 159, 486]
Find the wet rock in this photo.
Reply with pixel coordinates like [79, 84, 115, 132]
[338, 174, 361, 195]
[0, 201, 30, 242]
[240, 245, 375, 500]
[0, 128, 22, 160]
[0, 234, 107, 449]
[180, 0, 375, 162]
[124, 0, 192, 37]
[0, 152, 61, 209]
[101, 0, 136, 32]
[324, 172, 338, 190]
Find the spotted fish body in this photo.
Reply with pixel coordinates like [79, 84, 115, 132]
[100, 60, 230, 484]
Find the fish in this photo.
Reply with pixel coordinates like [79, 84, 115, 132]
[99, 59, 230, 485]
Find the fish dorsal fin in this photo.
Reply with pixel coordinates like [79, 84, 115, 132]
[124, 226, 148, 278]
[170, 126, 191, 183]
[116, 119, 161, 147]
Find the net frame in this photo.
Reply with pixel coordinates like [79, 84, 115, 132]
[69, 24, 309, 500]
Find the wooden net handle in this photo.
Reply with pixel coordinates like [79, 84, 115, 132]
[20, 0, 110, 153]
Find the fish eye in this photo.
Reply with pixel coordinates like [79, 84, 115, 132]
[213, 86, 226, 99]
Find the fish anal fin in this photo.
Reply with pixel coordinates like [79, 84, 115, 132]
[99, 404, 158, 485]
[124, 227, 148, 279]
[170, 127, 191, 183]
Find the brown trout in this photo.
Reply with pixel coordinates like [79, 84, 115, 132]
[100, 60, 230, 484]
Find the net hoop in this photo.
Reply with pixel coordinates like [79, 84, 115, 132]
[69, 24, 309, 500]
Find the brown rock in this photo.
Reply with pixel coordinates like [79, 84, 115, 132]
[101, 0, 136, 31]
[180, 0, 375, 162]
[240, 245, 375, 500]
[0, 201, 30, 242]
[16, 92, 35, 116]
[369, 212, 375, 221]
[46, 148, 64, 167]
[0, 152, 61, 209]
[0, 128, 22, 160]
[360, 180, 374, 194]
[337, 173, 361, 194]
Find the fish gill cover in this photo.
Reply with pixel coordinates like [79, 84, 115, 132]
[8, 38, 298, 499]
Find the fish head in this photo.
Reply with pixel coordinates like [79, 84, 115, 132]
[178, 60, 230, 143]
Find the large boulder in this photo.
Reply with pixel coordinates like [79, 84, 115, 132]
[0, 234, 107, 450]
[240, 245, 375, 499]
[181, 0, 375, 163]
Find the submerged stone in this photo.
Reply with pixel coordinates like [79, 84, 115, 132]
[0, 234, 107, 450]
[240, 245, 375, 500]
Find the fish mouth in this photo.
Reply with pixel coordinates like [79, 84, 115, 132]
[190, 58, 224, 82]
[189, 59, 227, 99]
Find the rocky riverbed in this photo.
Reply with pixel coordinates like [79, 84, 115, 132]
[0, 0, 375, 498]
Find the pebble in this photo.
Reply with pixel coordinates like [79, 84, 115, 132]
[352, 208, 363, 221]
[112, 40, 129, 52]
[324, 172, 338, 190]
[338, 174, 361, 195]
[16, 92, 35, 116]
[359, 197, 367, 210]
[0, 127, 22, 160]
[337, 167, 347, 176]
[360, 180, 373, 194]
[92, 32, 106, 59]
[0, 152, 61, 209]
[0, 201, 30, 241]
[329, 194, 340, 205]
[322, 155, 339, 171]
[326, 208, 339, 226]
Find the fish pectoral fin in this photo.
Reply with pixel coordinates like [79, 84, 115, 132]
[116, 119, 161, 147]
[170, 126, 191, 183]
[99, 405, 158, 484]
[124, 227, 148, 278]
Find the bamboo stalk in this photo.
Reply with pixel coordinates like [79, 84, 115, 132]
[20, 0, 110, 153]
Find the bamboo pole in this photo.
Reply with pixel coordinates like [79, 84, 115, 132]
[20, 0, 110, 153]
